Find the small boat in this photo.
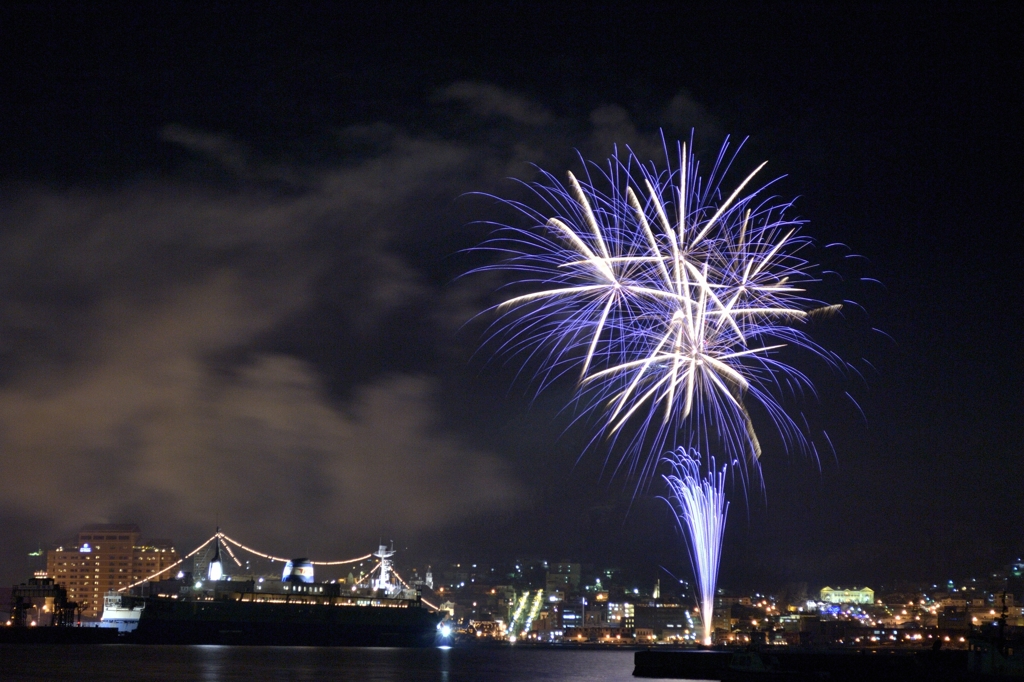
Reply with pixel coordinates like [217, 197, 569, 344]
[99, 590, 144, 632]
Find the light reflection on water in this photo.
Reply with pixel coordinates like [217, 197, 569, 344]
[0, 645, 645, 681]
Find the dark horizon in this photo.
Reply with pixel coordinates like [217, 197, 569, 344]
[1, 2, 1021, 595]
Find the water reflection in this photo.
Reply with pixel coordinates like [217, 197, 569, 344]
[196, 645, 226, 682]
[439, 644, 450, 682]
[0, 644, 639, 681]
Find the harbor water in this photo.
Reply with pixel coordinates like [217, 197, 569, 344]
[0, 645, 657, 681]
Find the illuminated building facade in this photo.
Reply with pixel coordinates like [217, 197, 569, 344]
[10, 577, 76, 626]
[820, 586, 875, 605]
[46, 524, 179, 618]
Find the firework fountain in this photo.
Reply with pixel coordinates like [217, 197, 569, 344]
[663, 450, 729, 645]
[477, 135, 843, 644]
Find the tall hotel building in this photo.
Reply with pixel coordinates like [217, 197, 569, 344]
[46, 524, 179, 618]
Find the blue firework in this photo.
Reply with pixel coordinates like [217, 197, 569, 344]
[477, 136, 842, 481]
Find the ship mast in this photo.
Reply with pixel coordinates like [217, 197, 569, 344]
[372, 543, 396, 593]
[207, 527, 223, 581]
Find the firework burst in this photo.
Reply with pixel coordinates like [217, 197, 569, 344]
[479, 137, 840, 480]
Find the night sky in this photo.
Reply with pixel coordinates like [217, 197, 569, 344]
[1, 2, 1021, 593]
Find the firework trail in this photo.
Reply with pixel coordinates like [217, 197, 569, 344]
[663, 449, 729, 645]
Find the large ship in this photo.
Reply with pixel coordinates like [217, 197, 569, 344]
[128, 542, 445, 646]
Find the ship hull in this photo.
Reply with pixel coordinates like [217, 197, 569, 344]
[131, 597, 443, 647]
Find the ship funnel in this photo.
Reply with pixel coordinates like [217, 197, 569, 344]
[282, 558, 315, 584]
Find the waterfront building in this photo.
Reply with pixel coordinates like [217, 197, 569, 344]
[10, 577, 75, 626]
[545, 563, 581, 593]
[583, 605, 607, 626]
[716, 595, 752, 609]
[711, 605, 733, 633]
[46, 524, 179, 618]
[0, 587, 11, 623]
[633, 603, 695, 640]
[608, 602, 634, 628]
[820, 586, 875, 605]
[938, 604, 970, 630]
[968, 604, 1024, 627]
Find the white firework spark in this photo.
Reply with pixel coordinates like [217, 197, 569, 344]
[481, 138, 840, 479]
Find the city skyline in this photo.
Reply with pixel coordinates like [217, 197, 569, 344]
[15, 518, 1024, 604]
[15, 519, 1024, 642]
[0, 3, 1021, 594]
